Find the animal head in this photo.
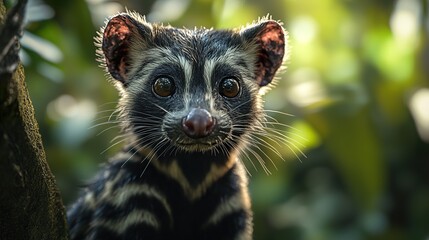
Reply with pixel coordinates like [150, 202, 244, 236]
[96, 11, 287, 156]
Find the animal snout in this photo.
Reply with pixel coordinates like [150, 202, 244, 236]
[182, 108, 216, 138]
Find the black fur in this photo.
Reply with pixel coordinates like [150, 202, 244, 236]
[68, 151, 249, 240]
[68, 11, 286, 240]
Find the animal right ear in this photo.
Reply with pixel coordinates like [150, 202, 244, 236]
[240, 19, 286, 87]
[99, 13, 152, 86]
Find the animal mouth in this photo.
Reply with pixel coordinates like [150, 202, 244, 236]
[173, 138, 224, 151]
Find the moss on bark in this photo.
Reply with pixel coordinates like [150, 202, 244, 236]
[0, 2, 68, 239]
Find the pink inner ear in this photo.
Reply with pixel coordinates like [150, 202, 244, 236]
[261, 25, 285, 56]
[105, 17, 131, 41]
[102, 15, 134, 83]
[255, 22, 285, 86]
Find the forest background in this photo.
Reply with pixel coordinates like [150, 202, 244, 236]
[10, 0, 429, 239]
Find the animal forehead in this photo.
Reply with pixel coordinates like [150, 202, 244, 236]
[153, 27, 243, 60]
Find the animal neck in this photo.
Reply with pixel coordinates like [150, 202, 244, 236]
[138, 146, 239, 201]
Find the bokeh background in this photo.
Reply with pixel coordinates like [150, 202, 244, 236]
[13, 0, 429, 239]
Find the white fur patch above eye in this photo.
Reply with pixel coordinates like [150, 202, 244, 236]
[178, 56, 193, 109]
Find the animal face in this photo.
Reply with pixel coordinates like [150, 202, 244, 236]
[96, 12, 286, 156]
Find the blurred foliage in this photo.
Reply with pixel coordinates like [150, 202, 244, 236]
[19, 0, 429, 239]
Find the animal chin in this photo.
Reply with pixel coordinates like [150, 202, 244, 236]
[174, 139, 222, 152]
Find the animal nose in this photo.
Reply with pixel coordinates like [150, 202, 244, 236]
[182, 108, 216, 138]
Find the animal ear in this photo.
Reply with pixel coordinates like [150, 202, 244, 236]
[241, 20, 286, 87]
[99, 13, 152, 85]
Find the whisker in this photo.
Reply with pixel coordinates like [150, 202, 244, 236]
[263, 109, 295, 117]
[251, 135, 285, 161]
[89, 120, 122, 129]
[232, 134, 278, 173]
[257, 128, 307, 148]
[120, 142, 145, 168]
[96, 125, 120, 136]
[101, 136, 130, 154]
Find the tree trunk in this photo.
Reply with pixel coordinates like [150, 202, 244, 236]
[0, 1, 69, 239]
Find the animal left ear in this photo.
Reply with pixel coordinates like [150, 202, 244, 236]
[241, 20, 286, 87]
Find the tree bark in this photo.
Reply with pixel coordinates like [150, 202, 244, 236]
[0, 1, 69, 239]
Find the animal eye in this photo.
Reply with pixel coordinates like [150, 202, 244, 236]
[153, 77, 175, 97]
[219, 77, 240, 98]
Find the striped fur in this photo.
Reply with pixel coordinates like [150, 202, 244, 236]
[68, 11, 286, 240]
[68, 148, 253, 239]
